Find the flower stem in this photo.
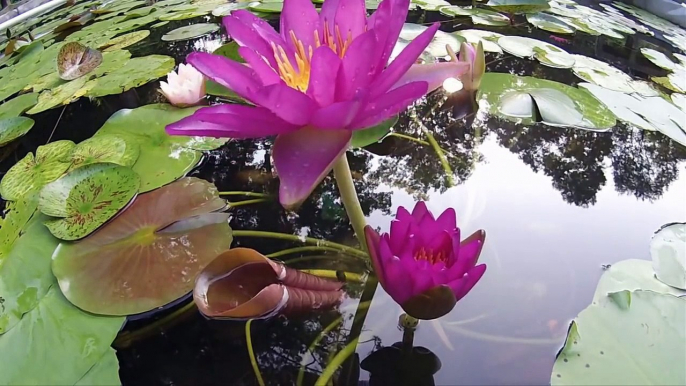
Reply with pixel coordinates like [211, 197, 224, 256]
[246, 319, 266, 386]
[314, 337, 360, 386]
[229, 198, 270, 208]
[332, 154, 369, 253]
[218, 191, 271, 198]
[266, 246, 343, 259]
[419, 123, 455, 187]
[231, 230, 368, 258]
[389, 132, 430, 146]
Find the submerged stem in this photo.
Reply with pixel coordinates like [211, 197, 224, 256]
[418, 122, 455, 187]
[314, 337, 360, 386]
[232, 230, 368, 258]
[246, 319, 266, 386]
[266, 246, 342, 259]
[389, 132, 430, 146]
[332, 154, 368, 253]
[218, 191, 271, 198]
[229, 198, 270, 208]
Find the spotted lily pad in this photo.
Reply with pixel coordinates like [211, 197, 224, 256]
[26, 76, 91, 115]
[651, 223, 686, 290]
[99, 30, 150, 52]
[161, 23, 220, 42]
[0, 140, 75, 201]
[486, 0, 550, 14]
[51, 177, 231, 316]
[39, 163, 140, 240]
[478, 73, 616, 130]
[0, 117, 35, 147]
[94, 104, 222, 192]
[551, 290, 685, 385]
[526, 12, 575, 34]
[57, 42, 103, 81]
[68, 134, 140, 171]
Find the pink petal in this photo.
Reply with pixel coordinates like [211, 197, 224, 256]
[231, 10, 284, 45]
[350, 81, 428, 129]
[380, 235, 414, 304]
[404, 258, 435, 296]
[273, 128, 351, 209]
[389, 219, 410, 255]
[365, 226, 388, 288]
[165, 104, 298, 138]
[334, 0, 368, 39]
[310, 100, 362, 129]
[223, 12, 278, 69]
[436, 208, 457, 230]
[450, 264, 486, 301]
[280, 0, 320, 49]
[395, 206, 412, 222]
[320, 0, 339, 28]
[335, 30, 379, 101]
[238, 47, 281, 86]
[447, 230, 485, 280]
[411, 201, 430, 220]
[187, 52, 261, 102]
[426, 230, 453, 256]
[369, 0, 410, 71]
[368, 23, 439, 99]
[393, 62, 470, 93]
[252, 83, 316, 125]
[307, 46, 342, 107]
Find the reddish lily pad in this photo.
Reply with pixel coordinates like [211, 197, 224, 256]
[57, 42, 103, 81]
[39, 163, 140, 240]
[51, 177, 231, 315]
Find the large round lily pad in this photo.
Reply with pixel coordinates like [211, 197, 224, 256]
[68, 134, 140, 171]
[551, 290, 685, 385]
[57, 42, 103, 81]
[161, 23, 220, 42]
[592, 259, 685, 301]
[0, 140, 75, 201]
[51, 177, 231, 316]
[478, 73, 616, 130]
[651, 223, 686, 290]
[39, 163, 140, 241]
[0, 117, 35, 147]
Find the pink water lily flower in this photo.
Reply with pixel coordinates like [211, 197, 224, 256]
[160, 63, 206, 107]
[448, 41, 485, 92]
[364, 202, 486, 320]
[165, 0, 469, 209]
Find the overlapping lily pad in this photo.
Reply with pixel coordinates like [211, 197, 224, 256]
[640, 48, 680, 71]
[486, 0, 550, 14]
[51, 177, 231, 316]
[99, 30, 150, 52]
[498, 36, 575, 68]
[398, 23, 464, 59]
[526, 12, 574, 34]
[592, 259, 685, 301]
[572, 55, 635, 93]
[0, 117, 35, 147]
[84, 54, 175, 98]
[0, 140, 75, 201]
[57, 42, 103, 81]
[478, 73, 616, 130]
[39, 163, 140, 240]
[455, 29, 504, 53]
[0, 93, 38, 119]
[94, 104, 223, 192]
[68, 134, 140, 171]
[161, 23, 220, 42]
[651, 223, 686, 290]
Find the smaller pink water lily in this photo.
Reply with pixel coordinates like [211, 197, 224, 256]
[160, 63, 206, 107]
[364, 201, 486, 320]
[447, 41, 485, 92]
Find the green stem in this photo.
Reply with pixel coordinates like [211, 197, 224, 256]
[418, 123, 455, 187]
[229, 198, 270, 208]
[266, 246, 343, 259]
[218, 191, 271, 198]
[315, 337, 360, 386]
[246, 319, 266, 386]
[389, 132, 430, 146]
[232, 230, 368, 258]
[332, 154, 368, 253]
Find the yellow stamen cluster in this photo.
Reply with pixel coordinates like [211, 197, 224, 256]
[271, 23, 353, 92]
[414, 247, 447, 265]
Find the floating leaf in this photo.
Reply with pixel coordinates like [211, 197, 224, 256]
[351, 117, 397, 148]
[161, 23, 220, 42]
[213, 41, 243, 62]
[0, 117, 35, 147]
[455, 29, 504, 53]
[651, 223, 686, 290]
[158, 11, 207, 21]
[195, 248, 343, 320]
[27, 76, 90, 114]
[68, 134, 140, 171]
[57, 42, 103, 81]
[471, 9, 511, 26]
[151, 20, 170, 29]
[184, 136, 230, 151]
[75, 348, 121, 386]
[39, 163, 140, 240]
[485, 0, 550, 14]
[652, 70, 686, 94]
[52, 177, 231, 316]
[672, 93, 686, 113]
[572, 54, 635, 93]
[0, 140, 75, 201]
[85, 54, 175, 98]
[592, 259, 685, 301]
[0, 286, 125, 385]
[478, 73, 616, 130]
[0, 93, 38, 119]
[527, 12, 575, 34]
[212, 2, 249, 16]
[498, 36, 575, 68]
[399, 23, 464, 58]
[551, 290, 685, 385]
[640, 47, 679, 72]
[99, 30, 150, 52]
[94, 104, 216, 192]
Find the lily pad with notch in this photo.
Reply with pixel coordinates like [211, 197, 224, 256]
[651, 223, 686, 290]
[39, 163, 140, 240]
[161, 23, 220, 42]
[51, 177, 231, 316]
[68, 134, 140, 171]
[57, 42, 103, 81]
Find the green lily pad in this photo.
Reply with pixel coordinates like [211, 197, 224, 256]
[438, 5, 477, 17]
[0, 286, 125, 385]
[158, 11, 207, 21]
[27, 76, 90, 115]
[651, 223, 686, 290]
[0, 93, 38, 119]
[497, 36, 575, 68]
[161, 23, 220, 42]
[412, 0, 449, 11]
[640, 48, 679, 71]
[151, 20, 170, 29]
[471, 9, 511, 26]
[184, 136, 231, 151]
[455, 29, 504, 53]
[551, 290, 685, 385]
[592, 259, 686, 301]
[39, 163, 140, 241]
[57, 42, 103, 81]
[652, 71, 686, 94]
[399, 23, 464, 58]
[0, 117, 35, 147]
[214, 41, 243, 62]
[84, 54, 175, 98]
[478, 73, 616, 130]
[0, 140, 75, 201]
[351, 117, 397, 148]
[249, 1, 284, 13]
[75, 348, 121, 386]
[94, 104, 214, 192]
[486, 0, 550, 14]
[572, 54, 635, 93]
[99, 30, 150, 52]
[527, 12, 575, 34]
[212, 2, 250, 16]
[558, 16, 602, 36]
[68, 134, 140, 171]
[52, 177, 231, 316]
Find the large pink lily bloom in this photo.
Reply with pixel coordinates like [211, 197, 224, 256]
[166, 0, 469, 209]
[364, 202, 486, 320]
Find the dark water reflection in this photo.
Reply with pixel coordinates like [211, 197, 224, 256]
[2, 0, 686, 385]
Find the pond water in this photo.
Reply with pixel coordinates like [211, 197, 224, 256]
[1, 0, 685, 385]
